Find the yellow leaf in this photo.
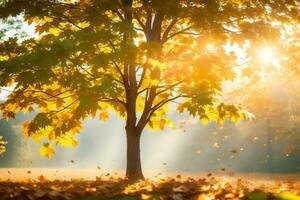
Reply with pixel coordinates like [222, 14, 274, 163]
[23, 121, 31, 137]
[158, 119, 166, 130]
[213, 142, 220, 148]
[200, 117, 209, 126]
[169, 122, 176, 130]
[71, 138, 78, 148]
[196, 149, 202, 155]
[99, 111, 109, 121]
[177, 104, 185, 113]
[39, 143, 55, 159]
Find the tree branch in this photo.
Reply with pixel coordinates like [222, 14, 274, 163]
[137, 66, 147, 89]
[162, 18, 178, 43]
[134, 12, 146, 30]
[156, 81, 183, 95]
[163, 26, 196, 43]
[48, 98, 79, 114]
[145, 94, 184, 123]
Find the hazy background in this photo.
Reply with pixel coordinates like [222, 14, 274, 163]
[0, 109, 299, 173]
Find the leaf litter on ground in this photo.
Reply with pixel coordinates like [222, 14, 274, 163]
[0, 173, 299, 200]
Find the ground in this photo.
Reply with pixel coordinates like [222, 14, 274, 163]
[0, 169, 299, 200]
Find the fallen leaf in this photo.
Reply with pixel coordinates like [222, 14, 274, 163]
[38, 175, 46, 182]
[231, 149, 238, 154]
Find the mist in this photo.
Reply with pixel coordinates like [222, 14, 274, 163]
[1, 109, 299, 173]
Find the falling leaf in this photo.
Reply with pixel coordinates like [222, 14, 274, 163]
[213, 142, 220, 148]
[220, 168, 226, 172]
[158, 119, 166, 130]
[27, 170, 31, 174]
[99, 111, 109, 121]
[39, 143, 55, 159]
[231, 149, 238, 154]
[70, 159, 75, 163]
[196, 149, 202, 155]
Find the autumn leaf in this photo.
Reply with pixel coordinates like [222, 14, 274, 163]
[158, 119, 166, 130]
[38, 174, 46, 182]
[196, 149, 202, 155]
[213, 142, 220, 148]
[99, 111, 109, 121]
[177, 104, 184, 113]
[231, 149, 238, 154]
[39, 143, 55, 159]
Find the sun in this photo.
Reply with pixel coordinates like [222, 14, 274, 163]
[258, 47, 275, 63]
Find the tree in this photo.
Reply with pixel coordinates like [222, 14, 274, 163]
[0, 0, 298, 181]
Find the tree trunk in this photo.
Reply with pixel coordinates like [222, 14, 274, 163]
[125, 127, 144, 181]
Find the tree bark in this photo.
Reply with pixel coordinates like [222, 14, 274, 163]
[125, 127, 144, 181]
